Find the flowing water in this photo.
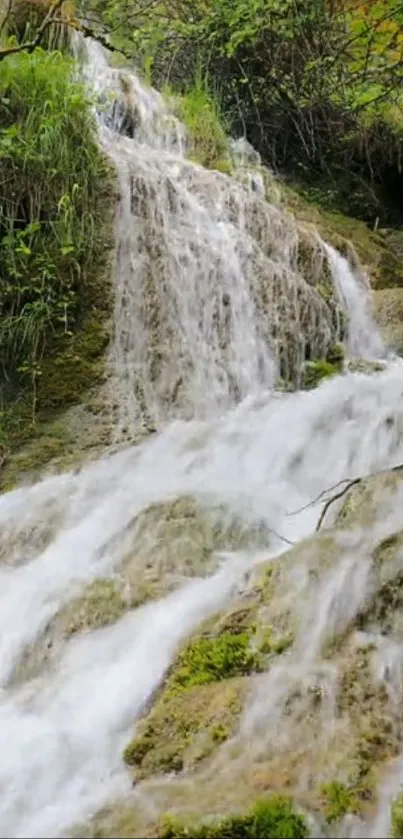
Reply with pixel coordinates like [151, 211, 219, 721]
[1, 39, 403, 838]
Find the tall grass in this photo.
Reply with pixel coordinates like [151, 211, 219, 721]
[0, 48, 111, 411]
[165, 71, 231, 171]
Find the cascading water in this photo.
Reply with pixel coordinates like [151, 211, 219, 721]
[81, 39, 386, 436]
[0, 38, 402, 839]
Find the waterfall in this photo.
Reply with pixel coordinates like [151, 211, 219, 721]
[0, 40, 401, 839]
[81, 39, 385, 436]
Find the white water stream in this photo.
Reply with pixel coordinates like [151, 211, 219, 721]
[1, 39, 403, 838]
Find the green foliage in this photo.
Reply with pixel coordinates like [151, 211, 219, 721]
[169, 632, 262, 690]
[96, 0, 403, 225]
[174, 81, 230, 171]
[320, 781, 358, 824]
[159, 796, 309, 838]
[301, 360, 340, 391]
[390, 792, 403, 838]
[122, 677, 246, 776]
[0, 47, 112, 427]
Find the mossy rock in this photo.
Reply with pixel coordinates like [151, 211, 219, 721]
[10, 576, 131, 684]
[390, 792, 403, 838]
[118, 496, 271, 603]
[62, 578, 127, 634]
[373, 531, 403, 567]
[336, 471, 403, 530]
[78, 796, 309, 839]
[8, 497, 273, 682]
[278, 182, 403, 292]
[158, 796, 309, 838]
[345, 359, 385, 374]
[337, 643, 399, 786]
[374, 288, 403, 354]
[356, 569, 403, 635]
[123, 677, 249, 780]
[300, 359, 340, 390]
[83, 476, 403, 836]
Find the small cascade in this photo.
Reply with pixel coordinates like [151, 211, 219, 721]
[324, 243, 385, 360]
[81, 39, 385, 437]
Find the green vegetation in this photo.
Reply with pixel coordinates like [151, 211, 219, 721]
[159, 797, 309, 838]
[320, 780, 358, 824]
[123, 677, 247, 777]
[0, 45, 114, 473]
[86, 0, 403, 227]
[122, 596, 293, 779]
[301, 360, 340, 390]
[173, 83, 231, 172]
[390, 792, 403, 839]
[169, 632, 262, 691]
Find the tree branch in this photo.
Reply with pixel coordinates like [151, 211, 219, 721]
[315, 463, 403, 532]
[315, 477, 361, 531]
[287, 462, 403, 535]
[0, 0, 68, 60]
[0, 0, 13, 39]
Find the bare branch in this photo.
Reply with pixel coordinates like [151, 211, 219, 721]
[315, 462, 403, 532]
[0, 0, 68, 61]
[315, 477, 361, 532]
[286, 478, 355, 517]
[0, 0, 13, 39]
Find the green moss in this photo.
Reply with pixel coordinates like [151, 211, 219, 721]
[336, 472, 402, 531]
[123, 677, 247, 779]
[390, 792, 403, 838]
[356, 570, 403, 635]
[320, 781, 358, 823]
[346, 360, 384, 374]
[38, 316, 110, 410]
[337, 645, 396, 788]
[373, 532, 403, 566]
[169, 632, 263, 691]
[326, 344, 344, 365]
[159, 797, 309, 838]
[377, 249, 403, 290]
[279, 182, 402, 292]
[301, 360, 340, 390]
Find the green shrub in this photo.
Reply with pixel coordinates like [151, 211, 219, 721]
[160, 796, 309, 838]
[320, 781, 358, 824]
[169, 632, 262, 690]
[301, 360, 339, 390]
[0, 48, 112, 422]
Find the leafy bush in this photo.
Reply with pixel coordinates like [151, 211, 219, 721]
[169, 632, 262, 690]
[0, 48, 112, 417]
[320, 780, 358, 824]
[160, 796, 309, 838]
[95, 0, 403, 225]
